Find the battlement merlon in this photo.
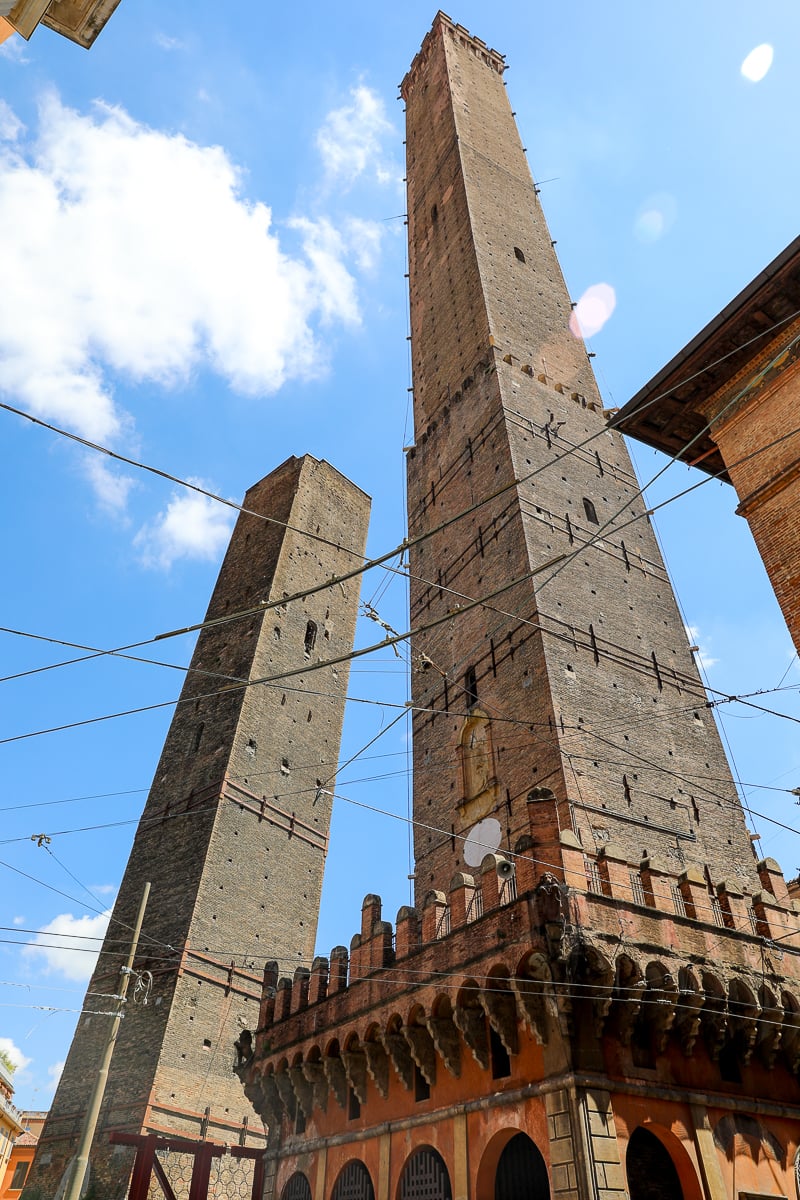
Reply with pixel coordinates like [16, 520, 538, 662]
[400, 11, 505, 101]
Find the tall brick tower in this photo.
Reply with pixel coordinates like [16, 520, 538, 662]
[28, 456, 370, 1198]
[403, 16, 754, 897]
[239, 18, 800, 1200]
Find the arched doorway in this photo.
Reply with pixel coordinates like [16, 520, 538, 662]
[627, 1127, 684, 1200]
[495, 1132, 550, 1200]
[331, 1161, 375, 1200]
[398, 1147, 452, 1200]
[281, 1172, 312, 1200]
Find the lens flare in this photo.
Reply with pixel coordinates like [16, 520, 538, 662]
[741, 43, 774, 82]
[634, 192, 677, 243]
[569, 283, 616, 339]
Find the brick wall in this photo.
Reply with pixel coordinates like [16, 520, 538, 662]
[27, 456, 370, 1198]
[402, 15, 758, 906]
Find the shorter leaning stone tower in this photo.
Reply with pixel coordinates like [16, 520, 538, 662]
[28, 455, 370, 1198]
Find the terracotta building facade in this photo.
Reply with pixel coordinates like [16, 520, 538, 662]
[238, 15, 800, 1200]
[26, 456, 370, 1198]
[614, 237, 800, 657]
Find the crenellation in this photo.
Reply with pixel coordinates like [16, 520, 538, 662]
[329, 946, 349, 994]
[290, 967, 310, 1015]
[308, 956, 329, 1006]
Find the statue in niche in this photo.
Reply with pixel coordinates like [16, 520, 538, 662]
[458, 709, 497, 820]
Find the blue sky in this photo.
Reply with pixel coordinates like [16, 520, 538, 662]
[0, 1, 798, 1108]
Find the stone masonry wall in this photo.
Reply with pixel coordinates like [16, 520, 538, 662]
[27, 456, 370, 1199]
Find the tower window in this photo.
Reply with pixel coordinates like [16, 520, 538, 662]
[582, 497, 599, 524]
[513, 246, 526, 263]
[465, 666, 478, 706]
[304, 621, 317, 656]
[431, 203, 438, 222]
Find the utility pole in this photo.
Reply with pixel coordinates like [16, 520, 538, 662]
[64, 882, 151, 1200]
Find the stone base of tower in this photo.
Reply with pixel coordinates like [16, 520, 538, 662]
[239, 835, 800, 1200]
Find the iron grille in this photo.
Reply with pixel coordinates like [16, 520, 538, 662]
[331, 1160, 375, 1200]
[671, 885, 686, 918]
[281, 1173, 312, 1200]
[435, 905, 451, 938]
[499, 874, 517, 905]
[466, 891, 483, 922]
[399, 1147, 452, 1200]
[585, 858, 603, 894]
[629, 871, 646, 906]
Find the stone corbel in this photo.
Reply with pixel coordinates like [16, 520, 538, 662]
[381, 1028, 415, 1090]
[512, 953, 553, 1046]
[700, 973, 728, 1061]
[322, 1055, 349, 1109]
[404, 1022, 437, 1086]
[300, 1058, 329, 1113]
[453, 1002, 490, 1069]
[288, 1064, 314, 1120]
[674, 968, 704, 1057]
[426, 1011, 462, 1077]
[612, 956, 645, 1046]
[479, 982, 519, 1056]
[643, 966, 678, 1051]
[363, 1038, 390, 1098]
[756, 985, 782, 1069]
[342, 1048, 369, 1104]
[273, 1070, 296, 1119]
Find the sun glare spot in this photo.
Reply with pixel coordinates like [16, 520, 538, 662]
[569, 283, 616, 339]
[634, 192, 677, 244]
[741, 43, 773, 82]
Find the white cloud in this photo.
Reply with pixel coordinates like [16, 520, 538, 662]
[22, 909, 111, 982]
[343, 216, 386, 273]
[316, 84, 399, 189]
[741, 44, 773, 83]
[13, 916, 25, 926]
[0, 36, 28, 63]
[153, 32, 186, 51]
[134, 483, 235, 569]
[0, 99, 24, 142]
[0, 1037, 31, 1073]
[47, 1060, 65, 1090]
[83, 457, 135, 514]
[685, 624, 719, 671]
[0, 94, 370, 501]
[569, 283, 617, 339]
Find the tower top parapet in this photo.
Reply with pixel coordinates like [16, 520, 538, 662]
[400, 10, 505, 100]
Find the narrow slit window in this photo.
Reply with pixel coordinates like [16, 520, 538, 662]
[582, 497, 599, 524]
[513, 246, 526, 263]
[465, 666, 478, 706]
[304, 621, 317, 656]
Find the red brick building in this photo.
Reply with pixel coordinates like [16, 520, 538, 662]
[614, 237, 800, 657]
[238, 15, 800, 1200]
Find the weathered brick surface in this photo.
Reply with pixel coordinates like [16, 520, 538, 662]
[27, 456, 369, 1198]
[697, 344, 800, 655]
[403, 16, 757, 900]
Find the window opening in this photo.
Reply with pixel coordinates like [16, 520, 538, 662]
[304, 621, 317, 656]
[465, 665, 478, 706]
[489, 1024, 511, 1078]
[582, 497, 599, 524]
